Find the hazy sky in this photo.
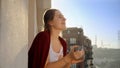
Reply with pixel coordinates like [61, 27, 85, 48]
[52, 0, 120, 49]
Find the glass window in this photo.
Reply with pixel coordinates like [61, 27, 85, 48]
[70, 38, 76, 44]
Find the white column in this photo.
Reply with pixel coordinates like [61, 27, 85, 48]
[0, 0, 28, 68]
[28, 0, 51, 47]
[28, 0, 37, 48]
[36, 0, 51, 32]
[0, 0, 51, 68]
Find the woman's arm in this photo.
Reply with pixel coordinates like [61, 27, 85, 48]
[45, 46, 85, 68]
[45, 54, 72, 68]
[63, 63, 71, 68]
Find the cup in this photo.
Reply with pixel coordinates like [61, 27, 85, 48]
[73, 45, 85, 60]
[74, 45, 84, 52]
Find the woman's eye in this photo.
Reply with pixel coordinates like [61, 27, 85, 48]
[58, 16, 62, 18]
[59, 16, 64, 18]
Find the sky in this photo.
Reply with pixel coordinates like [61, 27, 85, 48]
[52, 0, 120, 49]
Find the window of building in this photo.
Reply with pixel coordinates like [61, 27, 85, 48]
[70, 38, 76, 44]
[67, 30, 70, 34]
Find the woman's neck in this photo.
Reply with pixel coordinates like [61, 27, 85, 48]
[50, 29, 61, 39]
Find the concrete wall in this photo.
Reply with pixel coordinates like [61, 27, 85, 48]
[0, 0, 51, 68]
[0, 0, 28, 68]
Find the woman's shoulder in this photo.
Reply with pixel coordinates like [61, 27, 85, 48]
[36, 30, 50, 38]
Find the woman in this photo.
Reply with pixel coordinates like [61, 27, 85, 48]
[28, 9, 85, 68]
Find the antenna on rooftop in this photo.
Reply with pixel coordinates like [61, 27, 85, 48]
[95, 35, 97, 46]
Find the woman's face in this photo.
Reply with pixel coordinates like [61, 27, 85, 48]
[49, 10, 66, 31]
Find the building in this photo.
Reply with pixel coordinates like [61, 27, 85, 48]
[118, 30, 120, 47]
[62, 27, 95, 68]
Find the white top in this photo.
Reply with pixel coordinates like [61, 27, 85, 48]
[49, 43, 63, 62]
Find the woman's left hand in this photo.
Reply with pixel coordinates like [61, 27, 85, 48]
[71, 54, 85, 64]
[71, 48, 85, 64]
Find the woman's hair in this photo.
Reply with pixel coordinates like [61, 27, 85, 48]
[43, 9, 58, 31]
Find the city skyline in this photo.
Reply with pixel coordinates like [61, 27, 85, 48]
[52, 0, 120, 49]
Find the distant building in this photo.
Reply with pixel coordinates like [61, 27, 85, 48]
[118, 30, 120, 47]
[62, 27, 95, 68]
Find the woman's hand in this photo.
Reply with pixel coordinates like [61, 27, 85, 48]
[71, 50, 85, 64]
[69, 45, 85, 64]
